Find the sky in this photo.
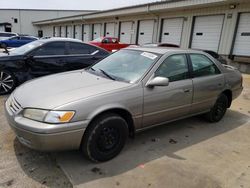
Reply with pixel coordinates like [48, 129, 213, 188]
[0, 0, 158, 10]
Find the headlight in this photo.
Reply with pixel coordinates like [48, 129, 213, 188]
[23, 109, 75, 123]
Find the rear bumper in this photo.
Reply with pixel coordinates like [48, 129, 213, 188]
[5, 102, 89, 151]
[232, 86, 243, 100]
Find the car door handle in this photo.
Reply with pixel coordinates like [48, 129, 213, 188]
[183, 89, 191, 93]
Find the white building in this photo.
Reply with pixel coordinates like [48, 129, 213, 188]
[0, 9, 96, 36]
[33, 0, 250, 66]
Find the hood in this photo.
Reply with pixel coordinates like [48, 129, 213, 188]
[14, 70, 130, 109]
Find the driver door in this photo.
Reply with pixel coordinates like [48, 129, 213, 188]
[25, 41, 67, 78]
[142, 54, 193, 127]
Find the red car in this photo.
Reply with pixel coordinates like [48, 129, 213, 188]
[89, 37, 129, 52]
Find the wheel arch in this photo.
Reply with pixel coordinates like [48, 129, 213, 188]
[85, 106, 135, 138]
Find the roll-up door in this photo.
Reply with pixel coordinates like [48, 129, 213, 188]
[137, 20, 155, 45]
[83, 24, 91, 42]
[191, 15, 224, 51]
[60, 26, 66, 37]
[93, 23, 102, 39]
[105, 23, 115, 37]
[120, 21, 133, 44]
[66, 25, 73, 38]
[233, 13, 250, 56]
[161, 18, 184, 45]
[74, 25, 82, 40]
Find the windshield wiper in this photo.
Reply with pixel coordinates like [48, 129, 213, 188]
[98, 69, 116, 80]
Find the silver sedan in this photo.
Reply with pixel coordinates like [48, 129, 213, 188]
[5, 47, 243, 162]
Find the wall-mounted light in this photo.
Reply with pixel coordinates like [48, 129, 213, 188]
[183, 17, 188, 21]
[227, 13, 233, 19]
[229, 4, 236, 9]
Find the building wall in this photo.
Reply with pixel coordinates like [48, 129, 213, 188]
[0, 9, 92, 36]
[37, 2, 250, 56]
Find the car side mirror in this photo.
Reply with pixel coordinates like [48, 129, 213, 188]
[102, 40, 108, 44]
[146, 77, 169, 87]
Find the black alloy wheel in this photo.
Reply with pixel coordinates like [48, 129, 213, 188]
[0, 70, 15, 95]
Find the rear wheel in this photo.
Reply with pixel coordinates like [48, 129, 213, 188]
[82, 113, 128, 162]
[0, 70, 16, 95]
[204, 94, 228, 122]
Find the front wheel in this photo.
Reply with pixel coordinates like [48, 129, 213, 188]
[82, 113, 128, 162]
[204, 94, 228, 122]
[0, 70, 16, 95]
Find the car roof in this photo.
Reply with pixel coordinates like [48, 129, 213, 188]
[125, 46, 203, 55]
[39, 37, 82, 43]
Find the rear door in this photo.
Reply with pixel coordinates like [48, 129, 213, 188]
[188, 53, 225, 114]
[143, 54, 193, 127]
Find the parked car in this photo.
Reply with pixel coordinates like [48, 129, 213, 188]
[202, 50, 228, 65]
[0, 32, 18, 41]
[0, 38, 109, 94]
[89, 37, 130, 52]
[5, 47, 243, 162]
[0, 36, 38, 48]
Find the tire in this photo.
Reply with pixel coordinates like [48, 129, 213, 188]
[82, 113, 128, 162]
[0, 70, 17, 95]
[204, 93, 228, 122]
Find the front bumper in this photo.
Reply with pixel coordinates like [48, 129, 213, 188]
[5, 101, 89, 151]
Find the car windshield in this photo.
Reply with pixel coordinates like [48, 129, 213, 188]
[92, 37, 103, 42]
[9, 40, 44, 55]
[89, 49, 160, 83]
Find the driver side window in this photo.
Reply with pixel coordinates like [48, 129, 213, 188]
[155, 54, 189, 82]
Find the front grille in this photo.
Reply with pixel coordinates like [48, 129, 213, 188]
[7, 95, 23, 115]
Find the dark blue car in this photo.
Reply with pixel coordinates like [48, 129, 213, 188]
[0, 36, 38, 48]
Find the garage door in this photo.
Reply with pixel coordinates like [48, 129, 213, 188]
[161, 18, 184, 45]
[83, 24, 91, 42]
[93, 24, 102, 40]
[138, 20, 155, 45]
[233, 13, 250, 56]
[60, 26, 66, 37]
[66, 26, 73, 38]
[105, 23, 115, 37]
[54, 26, 60, 37]
[120, 21, 133, 44]
[74, 25, 82, 40]
[191, 15, 224, 51]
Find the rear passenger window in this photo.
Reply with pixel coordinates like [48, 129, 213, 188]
[190, 54, 220, 77]
[68, 42, 98, 55]
[155, 54, 189, 82]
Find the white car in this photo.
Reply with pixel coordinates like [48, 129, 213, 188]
[0, 32, 18, 41]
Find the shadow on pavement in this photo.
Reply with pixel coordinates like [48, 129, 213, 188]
[14, 109, 249, 186]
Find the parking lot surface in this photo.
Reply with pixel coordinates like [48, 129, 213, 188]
[0, 74, 249, 188]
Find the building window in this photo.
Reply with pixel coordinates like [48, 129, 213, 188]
[14, 18, 18, 23]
